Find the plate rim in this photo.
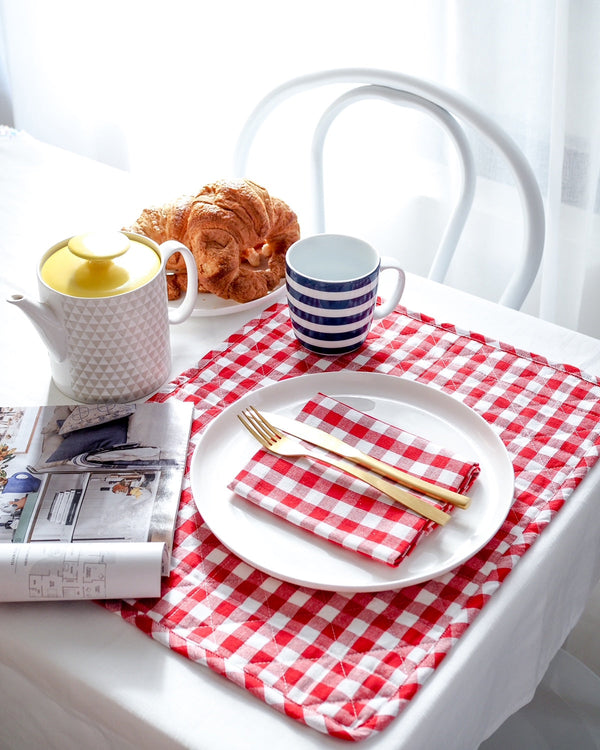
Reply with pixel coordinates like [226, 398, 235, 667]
[171, 281, 286, 318]
[190, 371, 514, 591]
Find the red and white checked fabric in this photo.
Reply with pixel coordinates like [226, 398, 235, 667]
[229, 393, 480, 566]
[103, 303, 600, 741]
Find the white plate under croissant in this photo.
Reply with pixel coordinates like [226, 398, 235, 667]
[171, 279, 286, 317]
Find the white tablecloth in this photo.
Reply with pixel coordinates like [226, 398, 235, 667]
[2, 128, 600, 750]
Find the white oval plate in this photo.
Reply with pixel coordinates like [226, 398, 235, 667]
[170, 281, 285, 318]
[190, 372, 514, 591]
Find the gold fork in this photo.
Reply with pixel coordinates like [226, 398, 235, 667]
[238, 406, 451, 526]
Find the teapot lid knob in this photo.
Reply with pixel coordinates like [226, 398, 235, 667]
[68, 231, 130, 261]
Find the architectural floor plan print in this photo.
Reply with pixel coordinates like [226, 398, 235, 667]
[27, 547, 108, 599]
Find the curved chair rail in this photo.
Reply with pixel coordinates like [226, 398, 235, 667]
[311, 84, 476, 284]
[234, 68, 545, 309]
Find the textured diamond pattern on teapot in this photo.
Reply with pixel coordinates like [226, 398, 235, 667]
[61, 276, 171, 402]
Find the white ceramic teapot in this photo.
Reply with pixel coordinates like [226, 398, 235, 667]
[8, 231, 198, 403]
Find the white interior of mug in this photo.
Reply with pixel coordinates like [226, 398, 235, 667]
[287, 234, 379, 282]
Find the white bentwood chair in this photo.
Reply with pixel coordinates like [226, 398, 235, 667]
[234, 68, 545, 310]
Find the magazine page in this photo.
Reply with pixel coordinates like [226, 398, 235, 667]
[0, 401, 193, 597]
[0, 541, 164, 601]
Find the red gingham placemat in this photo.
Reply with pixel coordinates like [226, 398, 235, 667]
[229, 393, 480, 566]
[103, 303, 600, 741]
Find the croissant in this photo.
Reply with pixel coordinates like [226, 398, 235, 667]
[125, 178, 300, 303]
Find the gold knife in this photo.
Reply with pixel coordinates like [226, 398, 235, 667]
[262, 410, 471, 509]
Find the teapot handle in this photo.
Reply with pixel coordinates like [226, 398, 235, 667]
[159, 241, 199, 324]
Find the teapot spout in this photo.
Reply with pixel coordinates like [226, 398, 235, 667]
[7, 294, 68, 362]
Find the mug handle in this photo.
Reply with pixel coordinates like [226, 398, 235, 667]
[373, 256, 406, 319]
[159, 240, 199, 324]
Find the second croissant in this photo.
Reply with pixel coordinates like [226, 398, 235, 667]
[124, 178, 301, 303]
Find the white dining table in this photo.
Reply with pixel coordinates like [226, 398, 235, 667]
[2, 128, 600, 750]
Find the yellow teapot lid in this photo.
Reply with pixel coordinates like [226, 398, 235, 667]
[41, 231, 161, 298]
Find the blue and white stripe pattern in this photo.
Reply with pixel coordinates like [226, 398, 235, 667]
[286, 263, 380, 354]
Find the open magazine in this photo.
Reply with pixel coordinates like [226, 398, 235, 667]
[0, 401, 193, 601]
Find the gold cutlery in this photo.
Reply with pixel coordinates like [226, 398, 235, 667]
[238, 407, 451, 526]
[262, 409, 471, 509]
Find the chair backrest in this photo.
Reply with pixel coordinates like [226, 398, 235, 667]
[234, 68, 545, 310]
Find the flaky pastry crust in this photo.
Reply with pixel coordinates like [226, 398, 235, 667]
[124, 179, 300, 303]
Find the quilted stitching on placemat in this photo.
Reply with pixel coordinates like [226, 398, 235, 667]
[103, 304, 600, 741]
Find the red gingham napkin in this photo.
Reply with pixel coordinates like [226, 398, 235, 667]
[102, 303, 600, 742]
[229, 393, 480, 566]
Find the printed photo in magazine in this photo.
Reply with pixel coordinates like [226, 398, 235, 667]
[0, 401, 193, 601]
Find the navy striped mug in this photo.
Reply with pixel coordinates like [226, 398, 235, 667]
[285, 234, 405, 355]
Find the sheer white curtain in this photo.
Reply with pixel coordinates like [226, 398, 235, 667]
[1, 0, 599, 336]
